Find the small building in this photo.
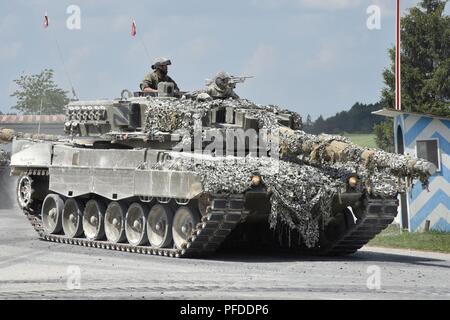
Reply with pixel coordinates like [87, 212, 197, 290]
[374, 109, 450, 232]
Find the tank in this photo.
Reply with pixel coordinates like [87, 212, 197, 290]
[1, 129, 13, 208]
[0, 148, 8, 168]
[8, 85, 436, 258]
[1, 129, 13, 172]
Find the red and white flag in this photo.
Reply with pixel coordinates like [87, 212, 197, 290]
[131, 19, 137, 37]
[43, 12, 49, 28]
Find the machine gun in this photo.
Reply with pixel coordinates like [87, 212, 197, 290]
[205, 75, 254, 87]
[228, 75, 254, 86]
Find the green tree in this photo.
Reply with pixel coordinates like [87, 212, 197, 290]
[374, 119, 394, 152]
[10, 69, 69, 115]
[305, 102, 384, 135]
[306, 114, 313, 127]
[381, 0, 450, 116]
[303, 114, 314, 133]
[312, 115, 326, 134]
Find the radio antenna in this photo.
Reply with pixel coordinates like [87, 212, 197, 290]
[43, 11, 79, 101]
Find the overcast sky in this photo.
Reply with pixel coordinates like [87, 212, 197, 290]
[1, 0, 447, 118]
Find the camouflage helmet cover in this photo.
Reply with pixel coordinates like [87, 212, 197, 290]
[214, 71, 233, 89]
[151, 57, 172, 69]
[215, 71, 231, 80]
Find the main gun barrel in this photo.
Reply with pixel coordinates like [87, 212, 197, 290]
[278, 127, 436, 181]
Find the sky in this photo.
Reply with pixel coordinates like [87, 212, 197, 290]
[0, 0, 447, 119]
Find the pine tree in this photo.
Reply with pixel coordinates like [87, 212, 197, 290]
[381, 0, 450, 116]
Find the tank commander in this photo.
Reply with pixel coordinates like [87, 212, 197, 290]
[205, 71, 240, 100]
[140, 57, 179, 93]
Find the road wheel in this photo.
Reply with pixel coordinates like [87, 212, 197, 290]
[172, 206, 199, 249]
[125, 203, 149, 246]
[83, 199, 106, 240]
[105, 201, 127, 243]
[147, 204, 173, 248]
[41, 194, 64, 234]
[62, 198, 84, 238]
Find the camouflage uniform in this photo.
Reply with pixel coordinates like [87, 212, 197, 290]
[140, 71, 179, 91]
[205, 71, 239, 99]
[206, 83, 239, 99]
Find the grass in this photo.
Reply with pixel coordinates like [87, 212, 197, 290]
[341, 133, 377, 148]
[367, 224, 450, 253]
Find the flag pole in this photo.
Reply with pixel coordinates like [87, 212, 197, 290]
[131, 19, 151, 61]
[138, 33, 151, 61]
[395, 0, 401, 111]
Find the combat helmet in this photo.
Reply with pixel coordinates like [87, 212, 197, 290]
[151, 57, 172, 70]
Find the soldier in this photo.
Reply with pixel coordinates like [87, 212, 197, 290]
[140, 57, 179, 93]
[206, 71, 240, 100]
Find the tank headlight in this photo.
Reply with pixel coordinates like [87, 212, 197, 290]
[348, 176, 358, 188]
[251, 175, 261, 186]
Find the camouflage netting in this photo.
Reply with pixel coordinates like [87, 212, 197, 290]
[150, 155, 341, 248]
[143, 97, 301, 135]
[141, 96, 436, 247]
[1, 128, 61, 143]
[0, 128, 15, 143]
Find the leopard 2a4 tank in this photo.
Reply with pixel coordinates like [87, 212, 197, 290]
[9, 84, 436, 257]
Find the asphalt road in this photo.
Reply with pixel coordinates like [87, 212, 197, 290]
[0, 204, 449, 300]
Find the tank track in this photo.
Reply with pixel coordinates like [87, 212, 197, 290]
[22, 171, 249, 258]
[320, 198, 398, 255]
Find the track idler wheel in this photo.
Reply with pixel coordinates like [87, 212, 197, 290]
[147, 204, 173, 248]
[105, 201, 127, 243]
[62, 198, 85, 238]
[125, 203, 149, 246]
[83, 199, 106, 240]
[172, 206, 200, 249]
[41, 194, 64, 234]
